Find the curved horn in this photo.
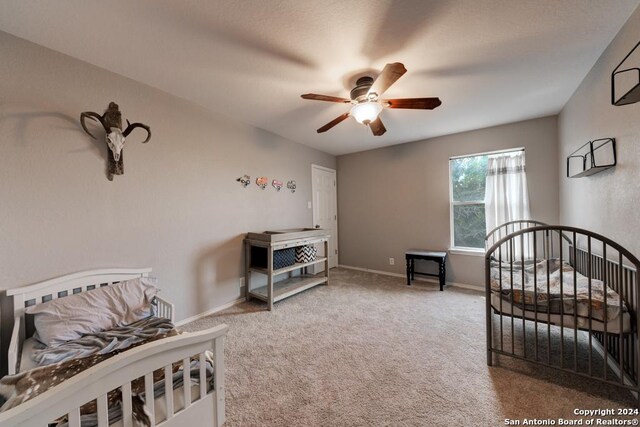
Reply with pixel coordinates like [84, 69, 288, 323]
[123, 120, 151, 143]
[80, 111, 108, 139]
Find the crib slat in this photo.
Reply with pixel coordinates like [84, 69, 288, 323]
[122, 382, 133, 427]
[183, 357, 192, 409]
[546, 234, 551, 365]
[573, 232, 578, 372]
[520, 234, 526, 359]
[68, 408, 81, 427]
[144, 373, 156, 426]
[619, 252, 625, 384]
[200, 352, 207, 399]
[97, 393, 109, 427]
[509, 239, 515, 355]
[633, 270, 638, 380]
[214, 336, 226, 427]
[165, 365, 174, 418]
[602, 244, 608, 381]
[533, 232, 538, 361]
[559, 233, 564, 368]
[497, 245, 503, 352]
[587, 237, 593, 376]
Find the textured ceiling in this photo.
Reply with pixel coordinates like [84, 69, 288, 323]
[0, 0, 638, 155]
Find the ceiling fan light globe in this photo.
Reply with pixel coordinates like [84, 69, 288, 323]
[350, 102, 382, 124]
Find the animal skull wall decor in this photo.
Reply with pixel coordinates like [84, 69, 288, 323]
[80, 102, 151, 181]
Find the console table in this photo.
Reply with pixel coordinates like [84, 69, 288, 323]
[244, 228, 330, 310]
[405, 249, 448, 291]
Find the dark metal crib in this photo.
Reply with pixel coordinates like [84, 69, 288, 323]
[485, 220, 640, 404]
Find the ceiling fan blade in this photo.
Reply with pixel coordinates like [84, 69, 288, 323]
[384, 97, 442, 110]
[301, 93, 351, 103]
[369, 117, 386, 136]
[367, 62, 407, 98]
[317, 112, 350, 133]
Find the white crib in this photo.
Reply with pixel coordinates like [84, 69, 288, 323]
[0, 268, 228, 427]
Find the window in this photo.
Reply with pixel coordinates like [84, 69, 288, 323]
[449, 149, 524, 251]
[449, 154, 488, 250]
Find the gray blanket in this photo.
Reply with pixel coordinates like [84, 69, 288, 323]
[32, 316, 174, 366]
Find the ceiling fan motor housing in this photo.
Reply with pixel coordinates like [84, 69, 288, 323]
[350, 76, 375, 101]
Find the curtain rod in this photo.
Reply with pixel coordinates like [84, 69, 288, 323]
[449, 147, 524, 160]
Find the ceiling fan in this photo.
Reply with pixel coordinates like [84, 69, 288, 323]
[301, 62, 441, 136]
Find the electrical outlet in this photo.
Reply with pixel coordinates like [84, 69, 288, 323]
[389, 258, 395, 265]
[307, 201, 312, 209]
[239, 277, 245, 289]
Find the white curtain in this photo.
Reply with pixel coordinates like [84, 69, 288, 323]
[485, 151, 531, 257]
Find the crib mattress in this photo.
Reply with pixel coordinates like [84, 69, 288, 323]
[490, 258, 628, 323]
[491, 293, 632, 334]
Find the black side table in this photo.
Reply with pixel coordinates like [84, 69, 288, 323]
[405, 250, 448, 291]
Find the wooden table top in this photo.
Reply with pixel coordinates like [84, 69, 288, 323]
[405, 249, 447, 258]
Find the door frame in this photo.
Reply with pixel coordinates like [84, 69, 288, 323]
[311, 164, 338, 268]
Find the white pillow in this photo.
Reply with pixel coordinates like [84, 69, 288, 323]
[25, 277, 158, 347]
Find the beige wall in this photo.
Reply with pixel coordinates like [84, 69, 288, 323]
[558, 7, 640, 257]
[337, 116, 559, 288]
[0, 32, 334, 327]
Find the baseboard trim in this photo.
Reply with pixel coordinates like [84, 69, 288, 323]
[337, 264, 482, 293]
[176, 297, 246, 326]
[337, 264, 407, 279]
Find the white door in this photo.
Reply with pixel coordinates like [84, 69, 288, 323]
[312, 165, 338, 270]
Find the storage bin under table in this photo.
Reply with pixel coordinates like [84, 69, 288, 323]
[251, 246, 297, 270]
[244, 229, 330, 310]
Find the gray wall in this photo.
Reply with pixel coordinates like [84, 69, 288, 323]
[558, 6, 640, 256]
[337, 116, 559, 287]
[0, 32, 335, 323]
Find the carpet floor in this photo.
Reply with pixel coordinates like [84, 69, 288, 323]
[183, 268, 637, 426]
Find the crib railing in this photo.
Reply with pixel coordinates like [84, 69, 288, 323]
[485, 220, 573, 261]
[573, 246, 639, 386]
[8, 268, 155, 349]
[485, 225, 640, 403]
[485, 220, 551, 252]
[0, 325, 228, 427]
[7, 268, 177, 375]
[154, 296, 176, 322]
